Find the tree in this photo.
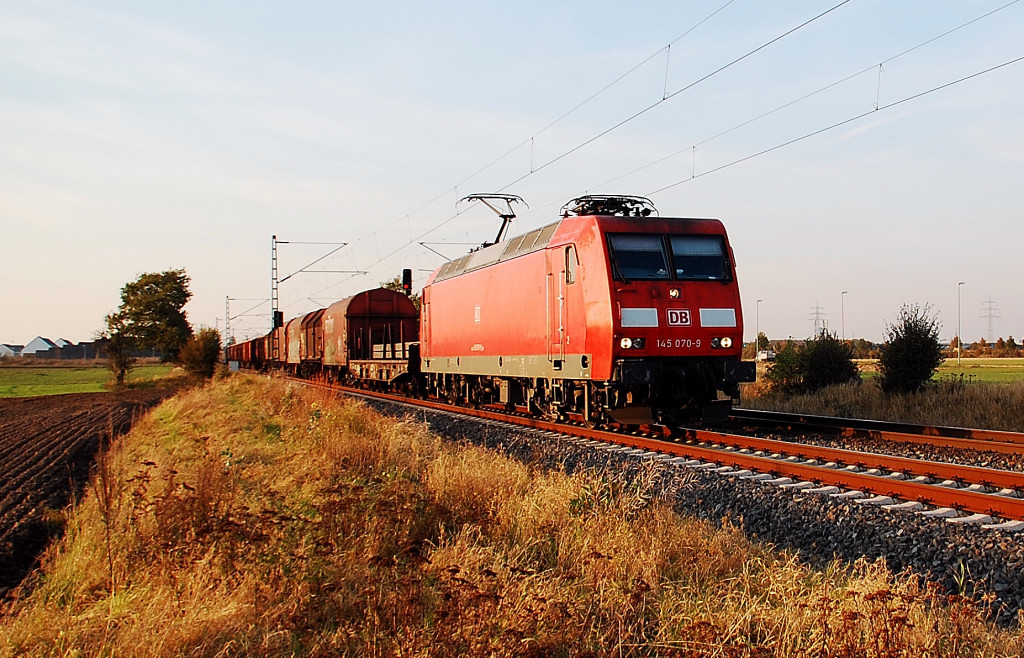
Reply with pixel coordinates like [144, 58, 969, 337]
[878, 304, 944, 393]
[949, 335, 962, 358]
[381, 275, 421, 311]
[756, 332, 769, 352]
[109, 270, 193, 361]
[850, 338, 876, 359]
[100, 314, 136, 386]
[180, 328, 223, 378]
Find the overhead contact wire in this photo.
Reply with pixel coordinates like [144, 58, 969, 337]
[330, 1, 740, 271]
[647, 54, 1024, 196]
[588, 0, 1020, 191]
[498, 0, 854, 191]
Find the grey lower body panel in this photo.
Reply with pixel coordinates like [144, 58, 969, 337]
[423, 353, 593, 380]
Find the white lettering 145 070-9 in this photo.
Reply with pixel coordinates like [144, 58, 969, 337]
[657, 338, 701, 349]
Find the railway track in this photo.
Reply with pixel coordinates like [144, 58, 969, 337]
[297, 377, 1024, 530]
[277, 373, 1024, 622]
[732, 408, 1024, 455]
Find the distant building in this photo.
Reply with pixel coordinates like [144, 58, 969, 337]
[34, 339, 108, 360]
[0, 344, 23, 358]
[55, 338, 73, 348]
[21, 336, 58, 356]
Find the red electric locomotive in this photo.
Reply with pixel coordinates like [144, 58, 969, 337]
[420, 195, 755, 424]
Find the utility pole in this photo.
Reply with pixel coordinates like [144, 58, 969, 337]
[808, 301, 827, 337]
[841, 290, 848, 341]
[271, 236, 281, 360]
[957, 281, 965, 366]
[270, 235, 364, 360]
[980, 296, 1000, 343]
[756, 298, 763, 353]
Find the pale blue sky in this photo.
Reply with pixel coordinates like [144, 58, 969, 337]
[2, 1, 1022, 346]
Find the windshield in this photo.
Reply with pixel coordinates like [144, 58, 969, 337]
[608, 233, 730, 282]
[669, 235, 728, 280]
[607, 234, 670, 280]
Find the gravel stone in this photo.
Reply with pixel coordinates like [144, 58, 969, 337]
[361, 396, 1024, 625]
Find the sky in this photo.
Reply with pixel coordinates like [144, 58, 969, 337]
[2, 0, 1022, 347]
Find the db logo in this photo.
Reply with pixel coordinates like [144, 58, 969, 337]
[667, 309, 691, 326]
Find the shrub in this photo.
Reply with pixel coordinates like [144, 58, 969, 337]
[801, 332, 860, 391]
[764, 342, 803, 394]
[764, 333, 859, 394]
[878, 304, 944, 394]
[180, 328, 223, 379]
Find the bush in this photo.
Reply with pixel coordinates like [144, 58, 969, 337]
[764, 343, 803, 394]
[764, 333, 859, 394]
[180, 328, 222, 379]
[801, 332, 860, 391]
[878, 304, 944, 393]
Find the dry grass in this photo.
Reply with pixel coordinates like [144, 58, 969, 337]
[741, 378, 1024, 432]
[2, 375, 1022, 656]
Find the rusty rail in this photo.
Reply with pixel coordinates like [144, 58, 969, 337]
[299, 378, 1024, 521]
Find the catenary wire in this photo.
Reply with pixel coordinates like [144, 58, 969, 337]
[589, 0, 1020, 190]
[276, 2, 1017, 318]
[497, 0, 854, 192]
[330, 0, 740, 255]
[304, 0, 856, 305]
[646, 54, 1024, 196]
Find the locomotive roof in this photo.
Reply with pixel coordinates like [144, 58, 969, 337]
[430, 213, 725, 285]
[431, 221, 561, 284]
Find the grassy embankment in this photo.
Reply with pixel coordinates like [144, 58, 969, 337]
[742, 358, 1024, 432]
[2, 375, 1020, 656]
[0, 360, 179, 398]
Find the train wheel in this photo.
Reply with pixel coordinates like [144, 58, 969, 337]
[583, 387, 606, 429]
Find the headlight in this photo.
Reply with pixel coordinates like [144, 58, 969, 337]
[620, 337, 645, 349]
[720, 337, 733, 348]
[711, 337, 734, 349]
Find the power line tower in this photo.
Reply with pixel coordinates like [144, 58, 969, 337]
[980, 296, 1000, 342]
[808, 301, 827, 337]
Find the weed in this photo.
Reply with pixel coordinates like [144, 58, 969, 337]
[2, 375, 1022, 656]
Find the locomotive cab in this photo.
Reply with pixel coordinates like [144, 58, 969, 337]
[601, 213, 755, 423]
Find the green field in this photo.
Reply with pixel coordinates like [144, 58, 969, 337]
[853, 358, 1024, 384]
[0, 363, 176, 397]
[936, 357, 1024, 383]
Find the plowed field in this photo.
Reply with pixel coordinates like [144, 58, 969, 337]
[0, 389, 170, 596]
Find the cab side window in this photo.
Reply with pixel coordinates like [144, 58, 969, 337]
[565, 245, 577, 284]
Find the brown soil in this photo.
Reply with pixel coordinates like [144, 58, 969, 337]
[0, 390, 170, 597]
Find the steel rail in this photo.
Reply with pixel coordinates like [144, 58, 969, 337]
[732, 409, 1024, 454]
[683, 429, 1024, 491]
[306, 381, 1024, 521]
